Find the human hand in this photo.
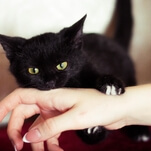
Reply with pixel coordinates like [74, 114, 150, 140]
[1, 85, 151, 151]
[0, 88, 126, 151]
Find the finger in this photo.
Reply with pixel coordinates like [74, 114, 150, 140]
[46, 134, 63, 151]
[0, 88, 40, 121]
[7, 104, 40, 150]
[29, 111, 61, 132]
[31, 142, 44, 151]
[29, 116, 42, 130]
[22, 106, 87, 143]
[31, 136, 63, 151]
[47, 144, 64, 151]
[0, 88, 76, 122]
[27, 116, 63, 151]
[10, 129, 24, 151]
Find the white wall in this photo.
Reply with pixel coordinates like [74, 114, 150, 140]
[0, 0, 115, 38]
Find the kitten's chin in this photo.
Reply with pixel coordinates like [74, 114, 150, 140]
[37, 87, 53, 91]
[37, 86, 63, 91]
[21, 85, 56, 91]
[34, 86, 57, 91]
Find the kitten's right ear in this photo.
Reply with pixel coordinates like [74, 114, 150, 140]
[60, 15, 87, 48]
[0, 34, 26, 60]
[65, 14, 87, 40]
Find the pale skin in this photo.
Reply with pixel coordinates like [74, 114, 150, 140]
[0, 84, 151, 151]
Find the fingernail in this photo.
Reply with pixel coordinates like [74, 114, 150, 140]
[23, 129, 41, 143]
[22, 133, 31, 143]
[14, 145, 18, 151]
[11, 141, 18, 151]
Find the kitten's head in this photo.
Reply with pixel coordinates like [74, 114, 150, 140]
[0, 15, 86, 90]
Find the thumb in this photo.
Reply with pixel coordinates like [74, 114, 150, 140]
[23, 110, 77, 143]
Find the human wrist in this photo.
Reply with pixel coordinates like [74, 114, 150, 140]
[122, 84, 151, 126]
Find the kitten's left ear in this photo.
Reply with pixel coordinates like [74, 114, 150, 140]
[61, 15, 87, 47]
[0, 34, 26, 60]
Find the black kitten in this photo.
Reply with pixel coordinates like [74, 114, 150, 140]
[0, 15, 149, 144]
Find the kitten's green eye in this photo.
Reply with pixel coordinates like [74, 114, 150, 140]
[28, 67, 39, 74]
[56, 61, 68, 70]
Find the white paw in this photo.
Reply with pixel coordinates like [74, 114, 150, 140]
[105, 85, 122, 95]
[87, 126, 100, 135]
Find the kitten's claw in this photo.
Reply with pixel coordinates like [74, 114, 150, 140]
[87, 126, 101, 135]
[96, 75, 125, 95]
[106, 85, 122, 95]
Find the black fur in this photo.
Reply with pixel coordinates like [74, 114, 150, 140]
[114, 0, 133, 50]
[0, 15, 149, 144]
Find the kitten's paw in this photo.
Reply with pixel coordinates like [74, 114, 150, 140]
[76, 126, 108, 144]
[136, 135, 150, 142]
[106, 85, 122, 95]
[87, 126, 101, 135]
[96, 75, 125, 95]
[122, 125, 150, 142]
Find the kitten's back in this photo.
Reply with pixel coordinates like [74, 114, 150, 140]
[83, 33, 136, 86]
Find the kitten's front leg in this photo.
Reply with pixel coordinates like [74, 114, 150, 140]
[76, 126, 108, 144]
[96, 75, 125, 95]
[77, 75, 125, 144]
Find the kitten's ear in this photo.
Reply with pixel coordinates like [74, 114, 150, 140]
[0, 34, 26, 60]
[61, 15, 87, 48]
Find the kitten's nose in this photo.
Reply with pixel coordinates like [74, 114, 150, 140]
[46, 81, 55, 89]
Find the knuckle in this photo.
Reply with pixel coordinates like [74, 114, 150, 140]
[12, 105, 25, 116]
